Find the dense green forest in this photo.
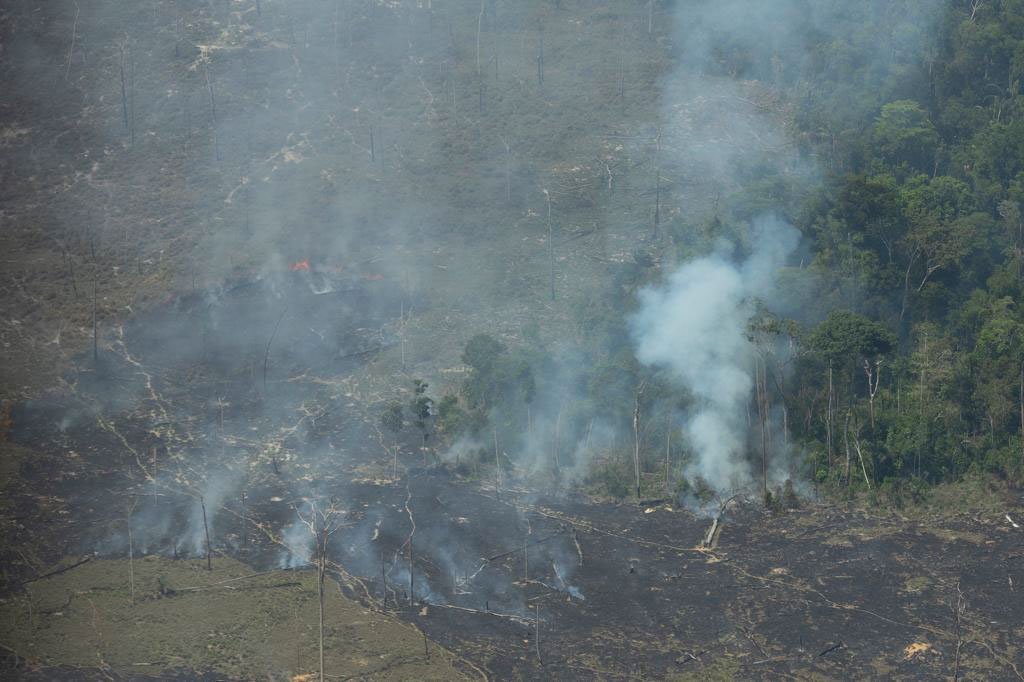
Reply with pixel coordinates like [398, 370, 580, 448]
[413, 0, 1024, 503]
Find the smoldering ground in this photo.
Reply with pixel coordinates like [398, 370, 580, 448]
[6, 1, 1011, 680]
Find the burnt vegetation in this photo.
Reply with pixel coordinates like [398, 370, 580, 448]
[0, 0, 1023, 680]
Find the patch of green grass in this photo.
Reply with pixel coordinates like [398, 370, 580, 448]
[841, 472, 1018, 520]
[669, 655, 741, 681]
[0, 556, 465, 680]
[902, 576, 930, 593]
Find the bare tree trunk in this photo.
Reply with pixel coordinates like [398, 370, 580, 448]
[545, 190, 554, 301]
[63, 247, 78, 298]
[200, 495, 212, 571]
[899, 247, 920, 323]
[843, 412, 852, 487]
[65, 1, 79, 81]
[205, 64, 219, 160]
[852, 428, 872, 489]
[865, 359, 881, 432]
[553, 402, 564, 472]
[128, 42, 136, 147]
[826, 361, 833, 469]
[292, 604, 301, 673]
[239, 489, 247, 548]
[919, 331, 928, 477]
[263, 308, 287, 391]
[633, 385, 644, 500]
[493, 425, 502, 491]
[782, 404, 788, 447]
[953, 582, 965, 681]
[618, 24, 626, 100]
[664, 413, 671, 493]
[537, 31, 544, 86]
[653, 128, 662, 239]
[318, 527, 326, 682]
[92, 282, 99, 364]
[501, 136, 512, 203]
[757, 356, 768, 501]
[535, 604, 542, 664]
[181, 80, 191, 151]
[127, 497, 137, 605]
[476, 0, 484, 77]
[119, 40, 130, 130]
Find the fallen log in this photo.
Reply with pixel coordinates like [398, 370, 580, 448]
[818, 641, 844, 657]
[701, 517, 721, 549]
[20, 556, 91, 586]
[487, 531, 566, 562]
[700, 494, 740, 549]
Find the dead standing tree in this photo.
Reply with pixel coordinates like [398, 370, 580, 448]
[65, 0, 80, 81]
[754, 353, 769, 501]
[500, 134, 512, 204]
[118, 37, 137, 146]
[537, 23, 545, 87]
[205, 60, 220, 161]
[127, 497, 138, 605]
[200, 495, 212, 571]
[652, 128, 662, 240]
[544, 189, 555, 301]
[633, 382, 647, 500]
[295, 501, 345, 682]
[863, 357, 882, 431]
[263, 307, 288, 392]
[92, 280, 99, 364]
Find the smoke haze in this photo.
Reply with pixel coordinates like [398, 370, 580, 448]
[631, 217, 799, 490]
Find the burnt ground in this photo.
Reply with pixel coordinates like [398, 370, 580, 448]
[0, 1, 1023, 680]
[1, 274, 1023, 681]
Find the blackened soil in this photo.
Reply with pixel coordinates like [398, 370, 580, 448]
[3, 279, 1024, 679]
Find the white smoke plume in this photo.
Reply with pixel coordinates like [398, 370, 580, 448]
[630, 216, 798, 491]
[185, 469, 239, 557]
[279, 515, 313, 569]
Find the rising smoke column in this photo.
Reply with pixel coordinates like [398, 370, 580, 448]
[630, 217, 798, 491]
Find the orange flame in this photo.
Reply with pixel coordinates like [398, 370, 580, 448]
[290, 259, 310, 271]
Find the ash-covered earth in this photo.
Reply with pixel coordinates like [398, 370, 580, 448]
[2, 274, 1022, 680]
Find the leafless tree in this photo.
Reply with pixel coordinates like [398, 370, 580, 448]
[92, 280, 99, 364]
[295, 501, 345, 682]
[953, 581, 966, 680]
[969, 0, 984, 23]
[65, 1, 80, 80]
[863, 358, 883, 430]
[652, 128, 662, 239]
[500, 135, 512, 203]
[633, 382, 647, 499]
[544, 189, 554, 301]
[205, 62, 219, 160]
[537, 26, 545, 86]
[127, 497, 138, 605]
